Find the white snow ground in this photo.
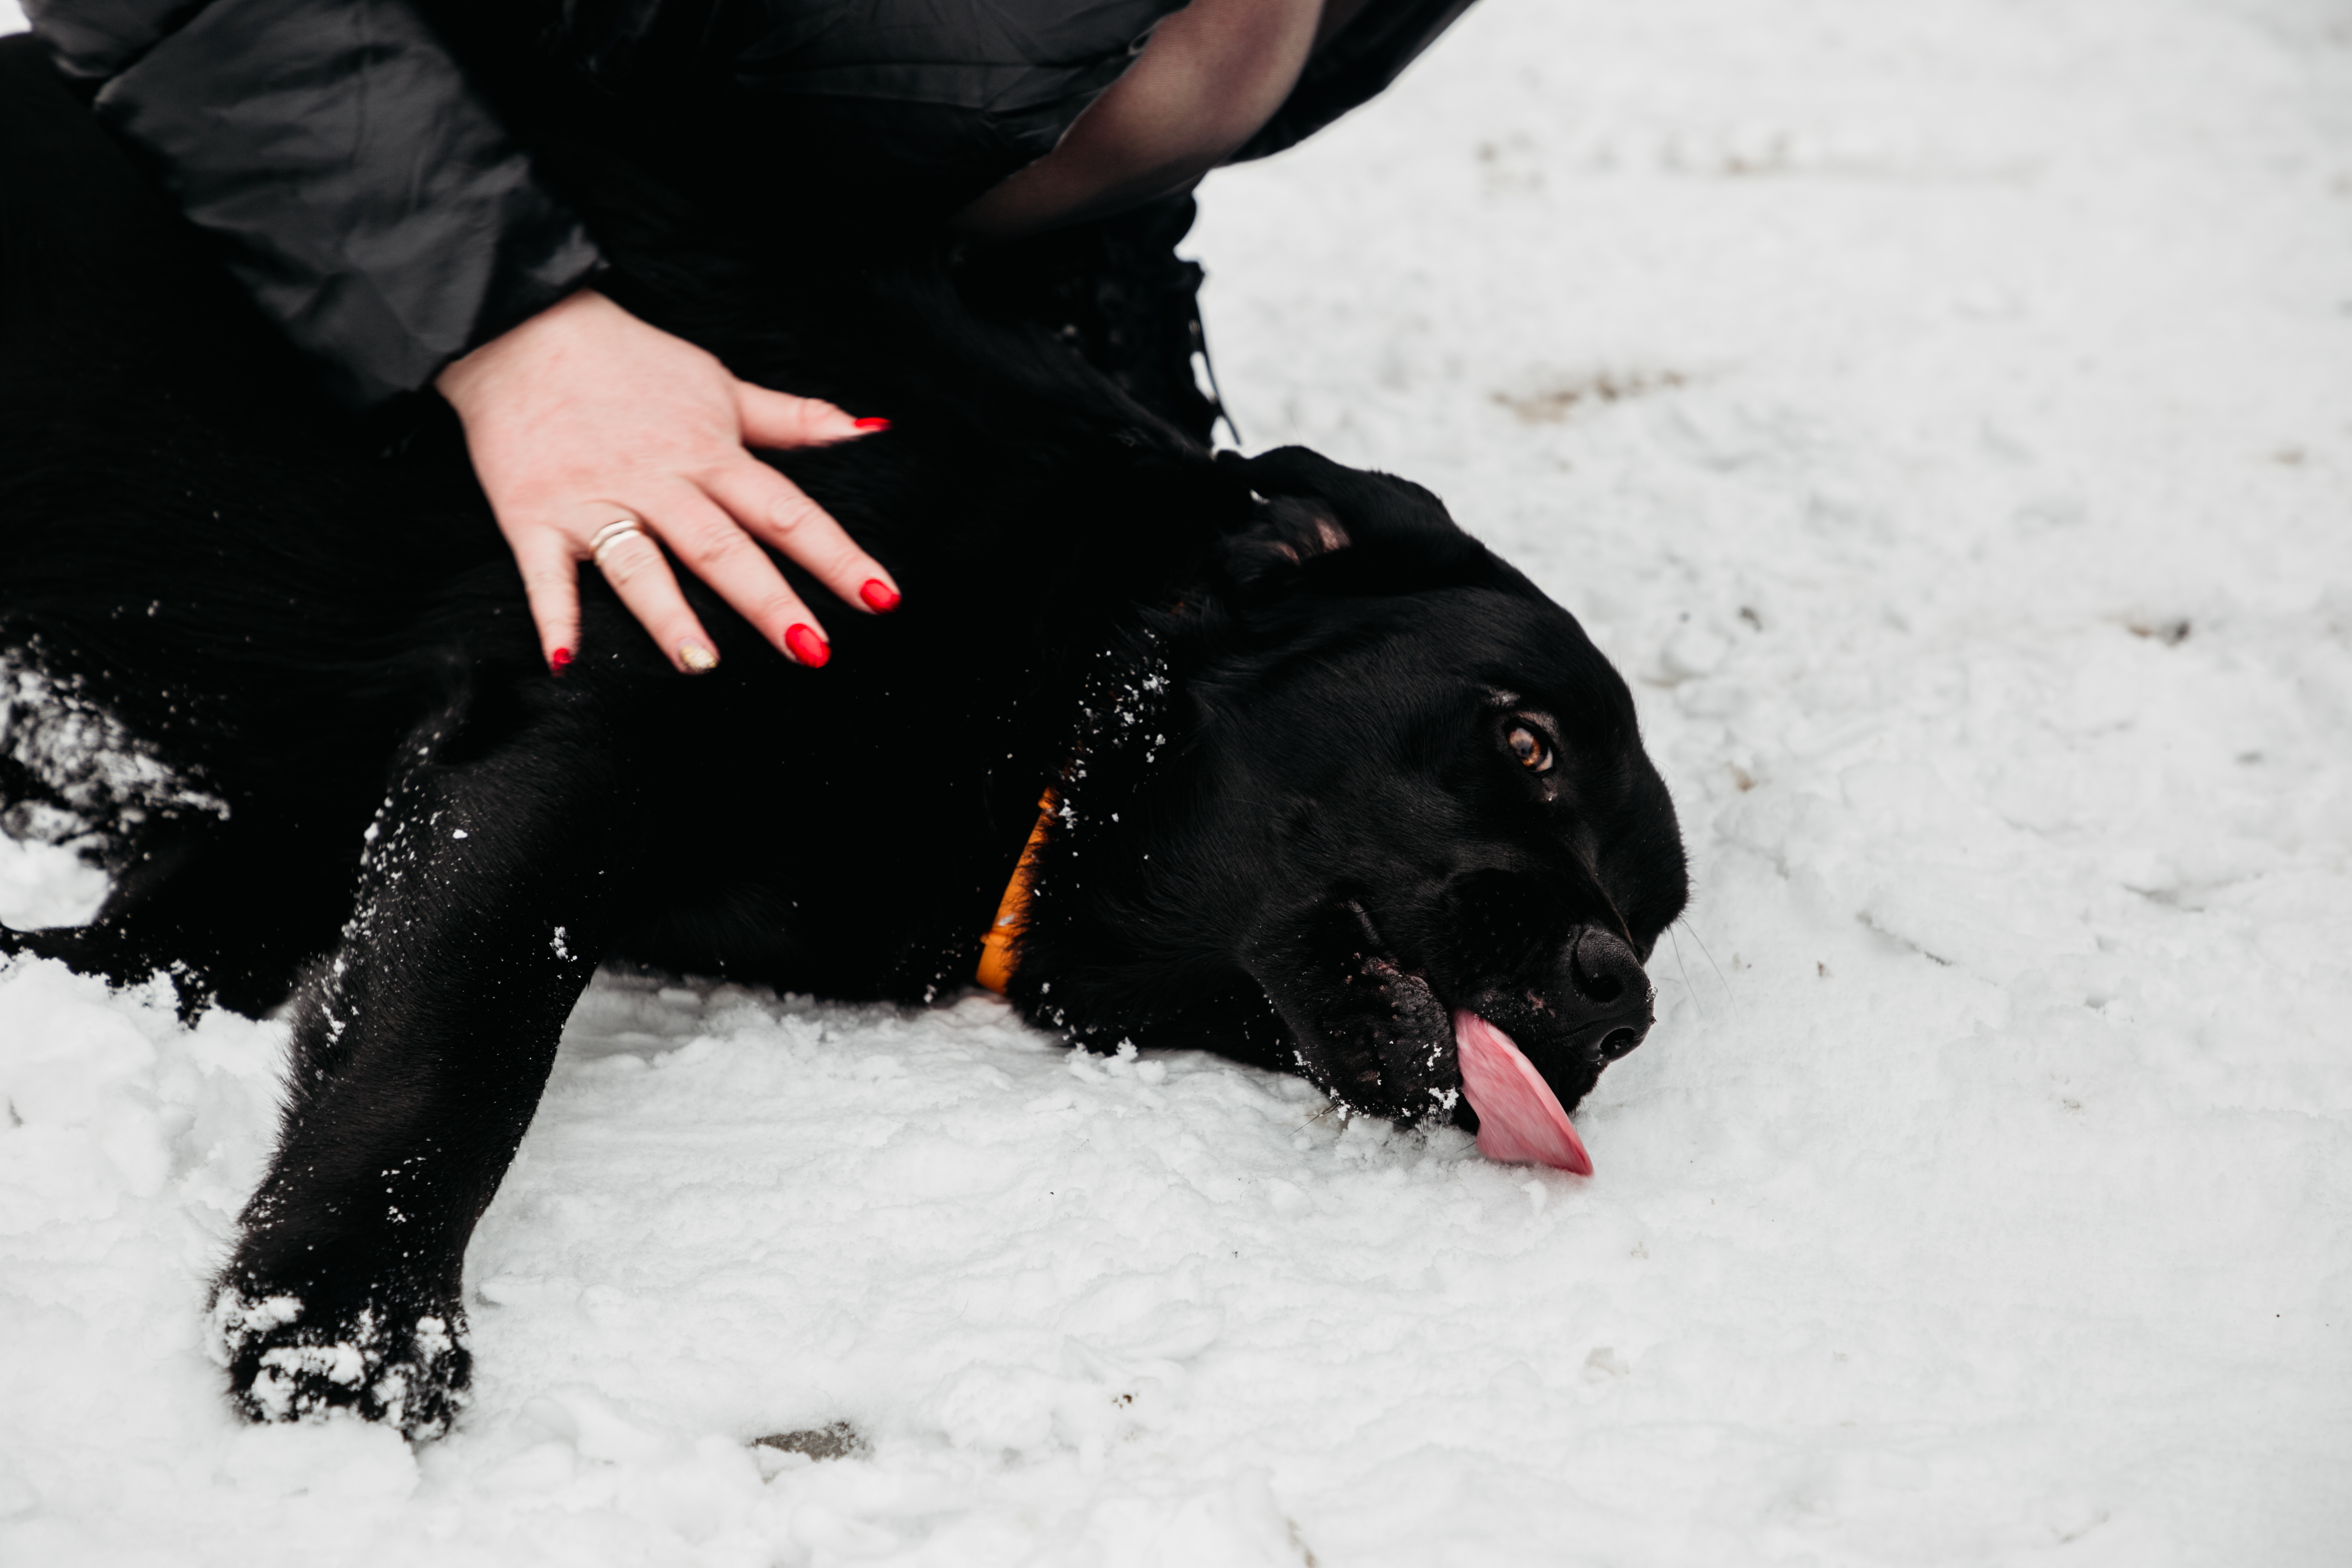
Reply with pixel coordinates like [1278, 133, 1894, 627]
[4, 0, 2350, 1562]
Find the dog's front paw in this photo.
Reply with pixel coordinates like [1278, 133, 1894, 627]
[207, 1280, 471, 1439]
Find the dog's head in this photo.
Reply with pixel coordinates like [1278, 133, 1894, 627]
[1029, 448, 1686, 1166]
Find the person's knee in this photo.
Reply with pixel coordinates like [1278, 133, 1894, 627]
[956, 0, 1322, 237]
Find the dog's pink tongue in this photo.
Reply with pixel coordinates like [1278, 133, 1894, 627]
[1453, 1010, 1593, 1175]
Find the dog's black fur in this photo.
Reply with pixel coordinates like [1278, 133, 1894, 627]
[0, 38, 1687, 1437]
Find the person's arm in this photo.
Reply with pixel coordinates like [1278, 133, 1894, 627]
[26, 0, 902, 673]
[29, 0, 600, 407]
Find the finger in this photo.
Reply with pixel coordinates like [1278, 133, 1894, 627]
[735, 381, 885, 449]
[587, 517, 721, 674]
[701, 456, 900, 615]
[508, 523, 582, 676]
[643, 482, 833, 667]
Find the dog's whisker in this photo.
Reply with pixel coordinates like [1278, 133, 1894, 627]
[1678, 917, 1738, 1024]
[1664, 922, 1701, 1023]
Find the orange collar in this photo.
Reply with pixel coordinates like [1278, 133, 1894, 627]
[976, 789, 1059, 994]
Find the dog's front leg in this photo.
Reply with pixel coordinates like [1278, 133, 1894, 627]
[210, 710, 627, 1438]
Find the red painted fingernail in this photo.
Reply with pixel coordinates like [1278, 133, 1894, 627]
[784, 624, 830, 668]
[860, 579, 900, 612]
[549, 647, 573, 676]
[853, 416, 892, 432]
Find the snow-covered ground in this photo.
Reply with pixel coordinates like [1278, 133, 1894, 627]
[5, 0, 2350, 1561]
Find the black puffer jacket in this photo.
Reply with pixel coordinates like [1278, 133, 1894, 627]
[28, 0, 610, 409]
[26, 0, 1476, 409]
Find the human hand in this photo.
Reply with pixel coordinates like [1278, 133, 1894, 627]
[435, 288, 897, 675]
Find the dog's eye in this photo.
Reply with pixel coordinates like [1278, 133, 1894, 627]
[1506, 725, 1553, 773]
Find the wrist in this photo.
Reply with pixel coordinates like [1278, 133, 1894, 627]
[435, 287, 611, 413]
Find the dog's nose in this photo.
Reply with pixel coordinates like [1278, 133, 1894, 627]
[1562, 927, 1654, 1063]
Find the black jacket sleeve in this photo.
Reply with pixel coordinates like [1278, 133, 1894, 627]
[26, 0, 604, 408]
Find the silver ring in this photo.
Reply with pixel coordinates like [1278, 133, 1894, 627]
[588, 518, 646, 567]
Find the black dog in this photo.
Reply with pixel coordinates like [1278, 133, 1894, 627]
[0, 40, 1687, 1437]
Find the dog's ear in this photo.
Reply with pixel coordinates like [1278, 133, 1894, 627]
[1213, 446, 1488, 595]
[1271, 500, 1354, 561]
[1216, 492, 1353, 589]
